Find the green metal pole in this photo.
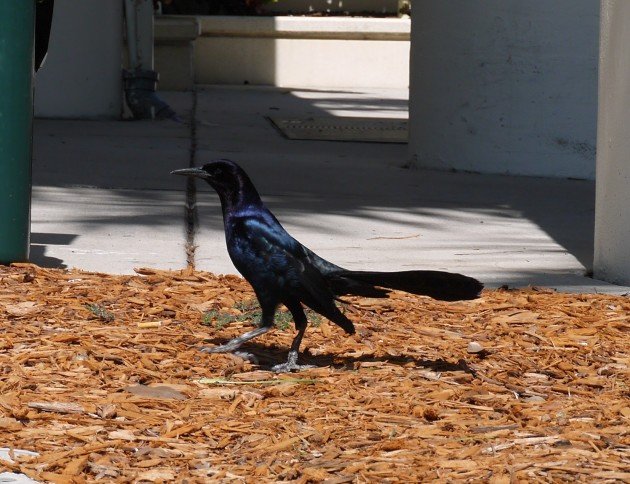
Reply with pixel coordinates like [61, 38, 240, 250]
[0, 2, 35, 263]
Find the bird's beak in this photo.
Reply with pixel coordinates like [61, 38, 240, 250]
[170, 167, 208, 179]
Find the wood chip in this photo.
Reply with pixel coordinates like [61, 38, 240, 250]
[467, 341, 485, 353]
[27, 402, 84, 414]
[1, 265, 628, 481]
[124, 384, 187, 401]
[3, 301, 38, 317]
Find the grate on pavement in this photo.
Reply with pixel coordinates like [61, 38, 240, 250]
[268, 116, 408, 143]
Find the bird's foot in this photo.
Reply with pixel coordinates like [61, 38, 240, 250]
[271, 350, 316, 373]
[272, 362, 315, 373]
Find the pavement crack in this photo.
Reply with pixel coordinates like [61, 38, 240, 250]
[185, 88, 199, 270]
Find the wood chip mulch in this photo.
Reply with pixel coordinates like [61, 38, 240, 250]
[0, 264, 628, 483]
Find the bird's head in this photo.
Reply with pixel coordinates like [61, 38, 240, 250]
[171, 159, 260, 208]
[171, 159, 245, 193]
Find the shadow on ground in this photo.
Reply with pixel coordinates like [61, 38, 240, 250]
[32, 87, 598, 288]
[198, 338, 476, 374]
[30, 232, 78, 269]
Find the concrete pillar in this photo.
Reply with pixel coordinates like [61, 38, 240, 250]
[34, 0, 123, 119]
[408, 1, 599, 179]
[593, 1, 630, 285]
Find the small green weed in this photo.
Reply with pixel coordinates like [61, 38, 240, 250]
[305, 309, 323, 327]
[85, 303, 114, 322]
[274, 311, 293, 331]
[202, 309, 239, 329]
[234, 299, 259, 312]
[202, 309, 219, 325]
[202, 300, 326, 332]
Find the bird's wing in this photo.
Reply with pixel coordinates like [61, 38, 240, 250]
[235, 217, 354, 333]
[233, 215, 303, 261]
[237, 217, 327, 293]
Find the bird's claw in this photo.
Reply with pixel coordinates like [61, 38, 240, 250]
[272, 362, 316, 373]
[271, 350, 316, 373]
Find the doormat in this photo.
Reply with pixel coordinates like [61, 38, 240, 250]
[268, 116, 408, 143]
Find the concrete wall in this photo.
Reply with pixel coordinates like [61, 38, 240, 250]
[408, 0, 599, 179]
[34, 0, 123, 119]
[194, 16, 410, 88]
[155, 16, 200, 90]
[593, 0, 630, 285]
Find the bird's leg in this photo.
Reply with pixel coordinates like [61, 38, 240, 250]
[200, 303, 275, 354]
[271, 326, 315, 373]
[272, 302, 316, 373]
[200, 325, 271, 354]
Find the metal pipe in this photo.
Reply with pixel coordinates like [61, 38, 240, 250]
[124, 0, 140, 69]
[123, 0, 176, 120]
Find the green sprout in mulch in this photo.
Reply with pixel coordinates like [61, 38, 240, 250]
[202, 300, 323, 331]
[202, 309, 239, 329]
[85, 303, 114, 322]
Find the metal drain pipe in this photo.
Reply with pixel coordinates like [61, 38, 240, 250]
[123, 0, 176, 120]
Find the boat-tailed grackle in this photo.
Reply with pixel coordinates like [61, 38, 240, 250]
[172, 159, 483, 372]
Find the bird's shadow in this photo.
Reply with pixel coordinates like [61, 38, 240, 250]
[202, 338, 477, 375]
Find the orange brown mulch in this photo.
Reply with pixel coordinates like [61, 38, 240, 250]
[0, 264, 628, 483]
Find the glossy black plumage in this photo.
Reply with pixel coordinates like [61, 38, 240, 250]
[171, 159, 483, 371]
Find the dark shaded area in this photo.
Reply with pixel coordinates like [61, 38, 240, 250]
[35, 0, 54, 71]
[199, 337, 475, 373]
[160, 0, 399, 16]
[29, 232, 77, 269]
[31, 232, 77, 245]
[162, 0, 262, 15]
[29, 245, 66, 269]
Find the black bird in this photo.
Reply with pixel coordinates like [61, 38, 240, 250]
[172, 160, 483, 372]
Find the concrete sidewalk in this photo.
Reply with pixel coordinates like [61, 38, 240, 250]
[31, 86, 628, 294]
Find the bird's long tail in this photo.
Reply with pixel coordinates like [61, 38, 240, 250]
[329, 270, 483, 301]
